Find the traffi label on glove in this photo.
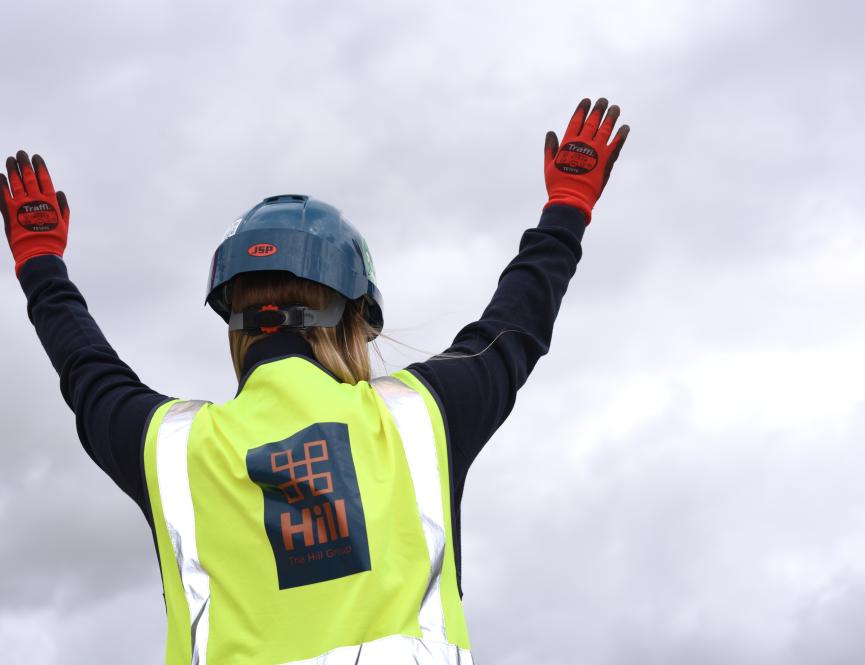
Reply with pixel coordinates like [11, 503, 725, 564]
[555, 142, 599, 175]
[17, 201, 59, 232]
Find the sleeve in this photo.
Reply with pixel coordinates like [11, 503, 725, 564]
[17, 255, 173, 511]
[407, 204, 587, 483]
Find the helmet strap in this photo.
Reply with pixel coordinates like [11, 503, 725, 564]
[227, 295, 347, 335]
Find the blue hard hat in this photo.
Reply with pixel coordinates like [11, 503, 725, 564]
[205, 194, 383, 335]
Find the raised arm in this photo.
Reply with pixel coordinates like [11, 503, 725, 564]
[2, 151, 172, 511]
[409, 97, 630, 489]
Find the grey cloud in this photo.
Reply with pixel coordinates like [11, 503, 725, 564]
[2, 0, 865, 663]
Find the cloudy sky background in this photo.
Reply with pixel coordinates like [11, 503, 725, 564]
[2, 0, 864, 663]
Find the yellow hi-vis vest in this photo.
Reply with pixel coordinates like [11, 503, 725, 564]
[143, 356, 472, 664]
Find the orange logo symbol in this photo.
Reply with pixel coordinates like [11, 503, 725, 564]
[271, 440, 332, 503]
[248, 243, 278, 256]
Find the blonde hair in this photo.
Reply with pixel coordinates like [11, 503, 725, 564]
[228, 272, 377, 384]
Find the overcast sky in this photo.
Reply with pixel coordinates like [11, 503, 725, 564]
[2, 0, 865, 663]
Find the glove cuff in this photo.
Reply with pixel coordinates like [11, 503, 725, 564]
[15, 251, 64, 278]
[543, 196, 593, 224]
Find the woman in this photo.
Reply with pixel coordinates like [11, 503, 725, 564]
[1, 97, 628, 664]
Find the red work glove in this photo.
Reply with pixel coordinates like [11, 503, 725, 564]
[544, 97, 629, 223]
[1, 151, 70, 276]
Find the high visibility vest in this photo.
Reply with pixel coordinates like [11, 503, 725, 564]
[143, 356, 472, 664]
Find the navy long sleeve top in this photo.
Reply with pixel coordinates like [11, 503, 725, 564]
[17, 203, 587, 594]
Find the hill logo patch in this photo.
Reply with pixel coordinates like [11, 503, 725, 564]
[247, 422, 370, 589]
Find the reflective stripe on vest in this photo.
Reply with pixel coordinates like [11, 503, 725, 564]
[275, 633, 472, 664]
[371, 376, 447, 644]
[153, 379, 473, 664]
[155, 399, 211, 665]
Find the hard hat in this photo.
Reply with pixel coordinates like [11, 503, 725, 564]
[205, 195, 383, 337]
